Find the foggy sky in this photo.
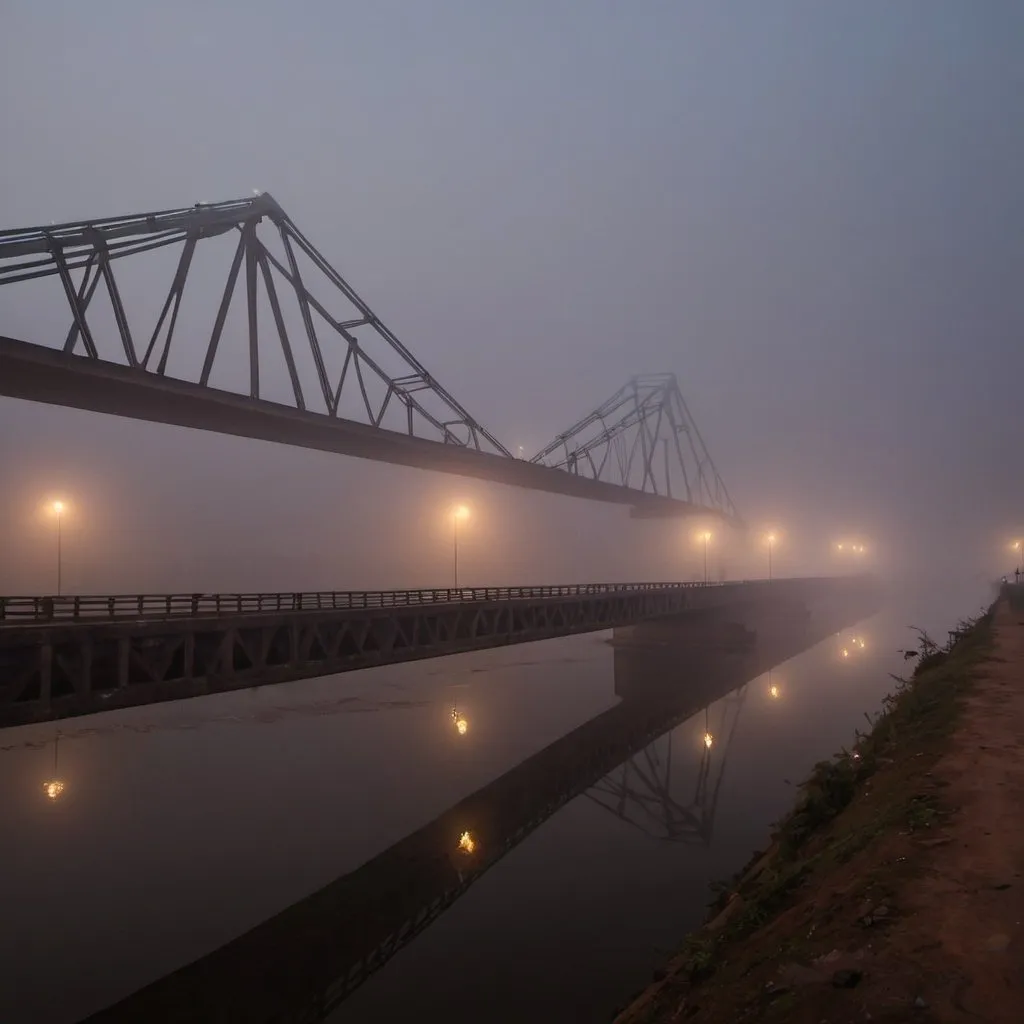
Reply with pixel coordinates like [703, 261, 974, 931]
[1, 1, 1023, 595]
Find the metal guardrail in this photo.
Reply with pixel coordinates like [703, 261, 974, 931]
[0, 581, 726, 624]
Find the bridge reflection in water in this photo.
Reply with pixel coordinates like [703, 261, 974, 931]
[84, 593, 877, 1024]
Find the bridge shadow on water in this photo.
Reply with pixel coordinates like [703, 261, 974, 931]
[83, 593, 878, 1024]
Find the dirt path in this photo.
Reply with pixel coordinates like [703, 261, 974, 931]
[890, 599, 1024, 1020]
[613, 599, 1024, 1024]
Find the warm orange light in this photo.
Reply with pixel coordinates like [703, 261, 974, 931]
[451, 706, 469, 734]
[766, 533, 777, 545]
[43, 779, 65, 801]
[703, 732, 713, 749]
[841, 648, 850, 659]
[452, 504, 470, 522]
[458, 830, 476, 854]
[769, 683, 780, 699]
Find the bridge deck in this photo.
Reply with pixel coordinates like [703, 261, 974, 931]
[0, 577, 872, 728]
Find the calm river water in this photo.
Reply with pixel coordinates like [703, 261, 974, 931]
[0, 578, 988, 1023]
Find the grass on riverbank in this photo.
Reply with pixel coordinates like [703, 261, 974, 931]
[614, 607, 994, 1023]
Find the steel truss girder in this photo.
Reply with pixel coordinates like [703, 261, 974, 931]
[1, 589, 710, 726]
[0, 194, 507, 452]
[0, 576, 872, 728]
[532, 373, 740, 521]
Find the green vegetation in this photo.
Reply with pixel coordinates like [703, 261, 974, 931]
[655, 608, 994, 1002]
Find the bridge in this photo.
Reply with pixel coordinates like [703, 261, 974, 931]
[0, 194, 738, 523]
[80, 588, 876, 1024]
[0, 576, 872, 728]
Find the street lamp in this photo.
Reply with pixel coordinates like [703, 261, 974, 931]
[765, 533, 777, 582]
[50, 500, 67, 596]
[451, 505, 470, 589]
[1013, 540, 1022, 573]
[697, 531, 712, 584]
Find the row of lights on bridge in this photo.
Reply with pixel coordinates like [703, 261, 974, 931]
[32, 498, 872, 595]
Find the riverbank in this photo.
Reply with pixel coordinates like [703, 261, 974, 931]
[614, 593, 1024, 1023]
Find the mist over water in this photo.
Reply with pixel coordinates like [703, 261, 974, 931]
[0, 581, 979, 1024]
[1, 3, 1021, 1022]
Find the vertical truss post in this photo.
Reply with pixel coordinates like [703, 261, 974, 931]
[244, 221, 260, 399]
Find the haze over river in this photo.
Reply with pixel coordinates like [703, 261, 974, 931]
[0, 577, 988, 1023]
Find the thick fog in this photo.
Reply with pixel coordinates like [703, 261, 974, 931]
[1, 1, 1022, 598]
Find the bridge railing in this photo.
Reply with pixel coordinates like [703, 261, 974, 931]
[0, 581, 725, 624]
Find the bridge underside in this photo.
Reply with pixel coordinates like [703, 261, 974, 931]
[0, 577, 873, 727]
[0, 335, 726, 521]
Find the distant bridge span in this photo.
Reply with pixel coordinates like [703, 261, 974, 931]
[0, 194, 739, 523]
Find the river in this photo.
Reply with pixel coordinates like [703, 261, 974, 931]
[0, 578, 989, 1023]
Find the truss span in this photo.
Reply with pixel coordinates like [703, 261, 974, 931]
[0, 196, 739, 522]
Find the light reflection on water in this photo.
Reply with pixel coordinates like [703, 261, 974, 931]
[0, 579, 988, 1024]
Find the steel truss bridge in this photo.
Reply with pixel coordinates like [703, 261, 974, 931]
[82, 594, 876, 1024]
[0, 193, 738, 522]
[0, 577, 867, 728]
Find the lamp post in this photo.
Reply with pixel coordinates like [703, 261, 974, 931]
[51, 500, 66, 596]
[700, 531, 711, 584]
[766, 533, 776, 582]
[452, 505, 470, 589]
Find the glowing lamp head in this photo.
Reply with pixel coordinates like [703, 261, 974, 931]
[766, 533, 776, 545]
[769, 684, 780, 699]
[452, 505, 470, 522]
[52, 500, 65, 515]
[455, 716, 468, 735]
[43, 780, 65, 801]
[458, 830, 476, 854]
[703, 732, 713, 749]
[841, 648, 850, 659]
